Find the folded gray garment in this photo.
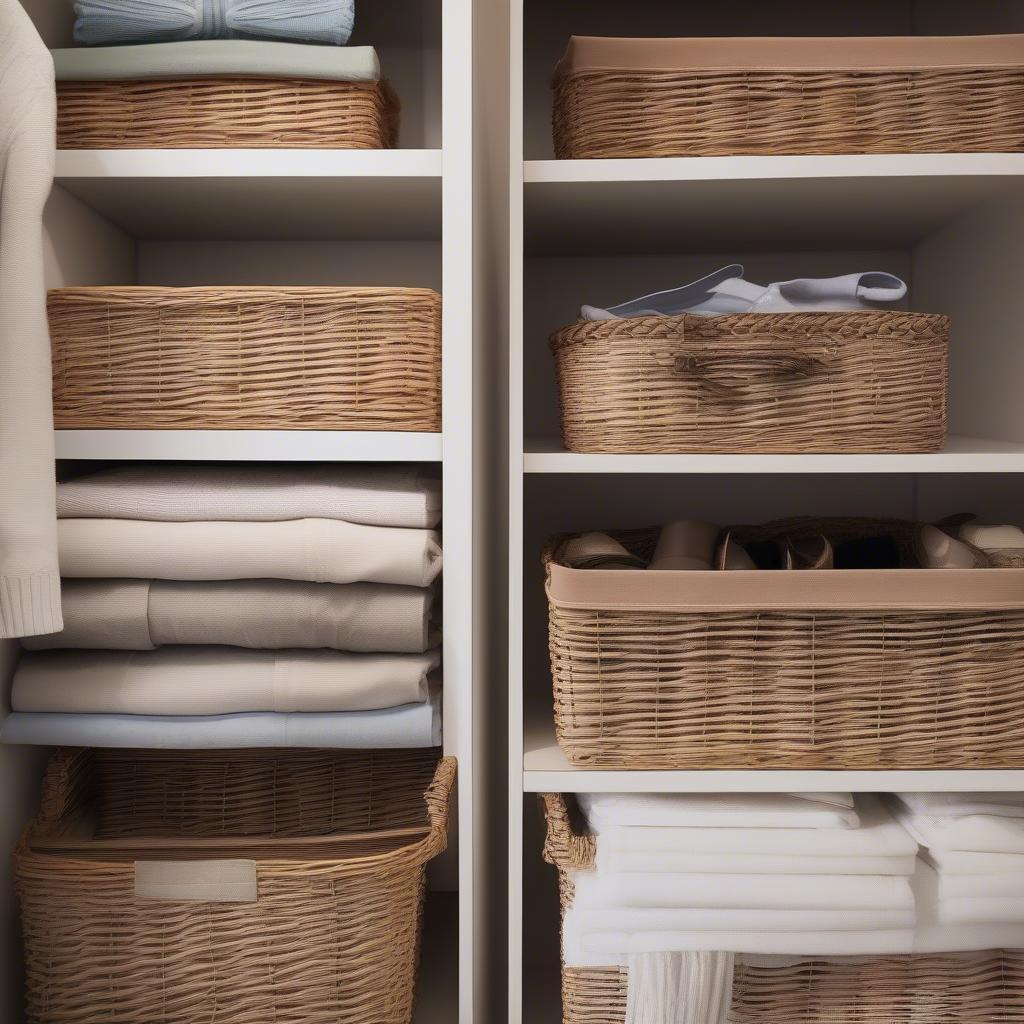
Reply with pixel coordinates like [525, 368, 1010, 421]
[58, 519, 442, 588]
[0, 696, 441, 749]
[22, 579, 437, 653]
[52, 40, 380, 83]
[13, 646, 439, 715]
[73, 0, 354, 47]
[58, 465, 440, 528]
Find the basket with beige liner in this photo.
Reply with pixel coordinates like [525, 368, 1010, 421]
[15, 747, 455, 1024]
[550, 311, 948, 453]
[541, 793, 1024, 1024]
[552, 34, 1024, 159]
[49, 286, 441, 431]
[544, 518, 1024, 770]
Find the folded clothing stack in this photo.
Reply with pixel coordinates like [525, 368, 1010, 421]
[3, 465, 442, 749]
[564, 792, 920, 965]
[891, 793, 1024, 951]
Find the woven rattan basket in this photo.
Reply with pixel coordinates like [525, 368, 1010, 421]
[15, 747, 455, 1024]
[544, 519, 1024, 769]
[550, 311, 948, 453]
[49, 286, 442, 431]
[552, 35, 1024, 159]
[541, 793, 1024, 1024]
[57, 77, 399, 149]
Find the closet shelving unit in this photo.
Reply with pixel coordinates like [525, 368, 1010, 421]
[2, 2, 477, 1022]
[508, 2, 1024, 1021]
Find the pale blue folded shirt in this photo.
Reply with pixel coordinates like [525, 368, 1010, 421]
[74, 0, 355, 47]
[1, 691, 441, 749]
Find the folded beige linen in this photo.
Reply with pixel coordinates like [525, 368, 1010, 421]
[58, 519, 442, 588]
[57, 465, 442, 528]
[22, 578, 437, 653]
[13, 646, 439, 714]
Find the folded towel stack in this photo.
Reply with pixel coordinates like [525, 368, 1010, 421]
[564, 792, 921, 965]
[3, 466, 442, 749]
[891, 793, 1024, 950]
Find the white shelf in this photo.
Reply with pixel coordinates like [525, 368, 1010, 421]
[523, 436, 1024, 474]
[523, 715, 1024, 794]
[524, 153, 1024, 254]
[55, 149, 443, 240]
[55, 430, 443, 462]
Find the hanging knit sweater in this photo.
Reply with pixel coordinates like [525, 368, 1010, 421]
[0, 0, 61, 638]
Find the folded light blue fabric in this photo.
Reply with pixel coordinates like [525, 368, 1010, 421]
[74, 0, 355, 47]
[0, 695, 440, 748]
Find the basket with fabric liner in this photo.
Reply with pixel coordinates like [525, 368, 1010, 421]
[552, 34, 1024, 159]
[49, 286, 442, 431]
[56, 77, 399, 149]
[550, 311, 948, 453]
[541, 793, 1024, 1024]
[544, 519, 1024, 769]
[15, 747, 455, 1024]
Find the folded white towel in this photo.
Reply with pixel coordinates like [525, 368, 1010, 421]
[57, 465, 441, 528]
[22, 579, 436, 653]
[12, 647, 439, 715]
[582, 265, 908, 321]
[889, 800, 1024, 854]
[574, 907, 916, 934]
[597, 797, 913, 858]
[939, 873, 1024, 900]
[596, 848, 916, 877]
[573, 871, 913, 912]
[580, 792, 860, 831]
[895, 792, 1024, 820]
[958, 522, 1024, 551]
[58, 519, 442, 588]
[939, 897, 1024, 926]
[626, 952, 734, 1024]
[927, 849, 1024, 875]
[912, 860, 1024, 953]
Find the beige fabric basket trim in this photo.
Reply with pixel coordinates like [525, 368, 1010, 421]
[541, 793, 1024, 1024]
[17, 748, 455, 1024]
[49, 286, 441, 432]
[57, 77, 399, 150]
[556, 34, 1024, 77]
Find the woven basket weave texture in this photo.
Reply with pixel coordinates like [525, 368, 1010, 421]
[49, 286, 442, 431]
[16, 747, 455, 1024]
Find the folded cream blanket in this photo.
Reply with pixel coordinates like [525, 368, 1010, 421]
[596, 797, 916, 859]
[0, 698, 440, 748]
[581, 792, 860, 831]
[22, 579, 436, 653]
[895, 792, 1024, 819]
[58, 519, 442, 588]
[574, 907, 916, 934]
[57, 465, 441, 528]
[13, 647, 439, 714]
[573, 871, 913, 911]
[52, 40, 380, 83]
[928, 849, 1024, 875]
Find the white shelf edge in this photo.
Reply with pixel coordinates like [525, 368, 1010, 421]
[56, 148, 444, 180]
[523, 716, 1024, 793]
[523, 436, 1024, 474]
[525, 153, 1024, 185]
[55, 430, 443, 462]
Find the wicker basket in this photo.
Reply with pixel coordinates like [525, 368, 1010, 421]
[552, 35, 1024, 159]
[541, 793, 1024, 1024]
[16, 747, 455, 1024]
[550, 311, 948, 453]
[544, 519, 1024, 769]
[57, 78, 399, 149]
[49, 286, 442, 431]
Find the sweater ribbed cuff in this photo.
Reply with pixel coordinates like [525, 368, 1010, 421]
[0, 572, 63, 639]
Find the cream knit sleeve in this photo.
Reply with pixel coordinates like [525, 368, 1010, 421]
[0, 1, 62, 638]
